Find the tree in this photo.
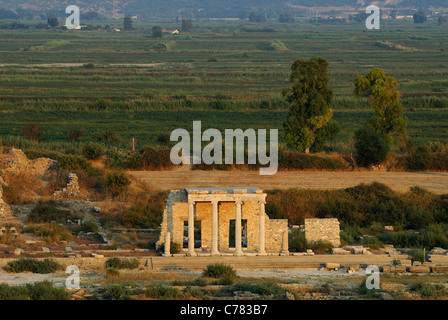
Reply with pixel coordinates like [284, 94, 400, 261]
[354, 68, 407, 139]
[181, 19, 192, 32]
[123, 16, 133, 31]
[279, 13, 294, 23]
[68, 129, 83, 143]
[354, 126, 391, 167]
[248, 12, 259, 22]
[282, 57, 338, 154]
[152, 26, 163, 38]
[47, 17, 59, 28]
[413, 10, 427, 24]
[21, 123, 41, 141]
[438, 15, 448, 26]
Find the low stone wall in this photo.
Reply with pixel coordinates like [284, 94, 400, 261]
[305, 218, 340, 247]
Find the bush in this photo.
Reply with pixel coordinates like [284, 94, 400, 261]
[410, 281, 446, 298]
[105, 284, 131, 300]
[106, 171, 131, 194]
[105, 258, 139, 270]
[410, 248, 425, 263]
[24, 223, 73, 244]
[230, 282, 286, 296]
[157, 241, 182, 255]
[21, 123, 41, 141]
[288, 230, 307, 252]
[145, 282, 180, 300]
[0, 281, 70, 300]
[28, 204, 72, 223]
[4, 259, 61, 274]
[81, 142, 105, 160]
[354, 126, 390, 167]
[202, 263, 237, 280]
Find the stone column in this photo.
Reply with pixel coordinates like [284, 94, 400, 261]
[211, 200, 220, 255]
[258, 200, 267, 255]
[234, 200, 243, 256]
[164, 232, 171, 257]
[281, 230, 289, 255]
[187, 201, 197, 256]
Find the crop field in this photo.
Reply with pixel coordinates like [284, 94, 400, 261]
[0, 21, 447, 148]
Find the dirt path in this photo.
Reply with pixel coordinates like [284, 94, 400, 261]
[129, 170, 448, 194]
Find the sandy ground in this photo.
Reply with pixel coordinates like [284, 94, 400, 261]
[129, 169, 448, 194]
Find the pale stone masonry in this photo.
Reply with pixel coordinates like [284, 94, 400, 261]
[0, 185, 12, 216]
[304, 218, 340, 247]
[53, 173, 83, 200]
[157, 188, 288, 255]
[0, 148, 57, 178]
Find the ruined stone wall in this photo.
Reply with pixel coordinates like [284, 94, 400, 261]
[305, 218, 340, 247]
[266, 219, 288, 252]
[52, 173, 83, 200]
[0, 148, 57, 178]
[0, 185, 12, 216]
[158, 190, 287, 253]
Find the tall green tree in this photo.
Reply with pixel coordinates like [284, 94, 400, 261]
[354, 68, 407, 139]
[123, 16, 133, 31]
[282, 57, 338, 154]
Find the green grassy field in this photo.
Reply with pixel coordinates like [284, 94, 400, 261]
[0, 20, 447, 148]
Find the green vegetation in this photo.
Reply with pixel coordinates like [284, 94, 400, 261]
[4, 258, 61, 274]
[202, 263, 237, 282]
[283, 57, 337, 154]
[105, 257, 139, 270]
[0, 281, 71, 300]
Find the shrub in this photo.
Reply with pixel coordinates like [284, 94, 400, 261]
[230, 282, 286, 296]
[21, 123, 41, 141]
[410, 248, 425, 263]
[81, 142, 105, 160]
[354, 126, 390, 167]
[24, 223, 73, 244]
[106, 171, 131, 194]
[288, 230, 307, 252]
[145, 282, 180, 300]
[0, 281, 70, 300]
[202, 263, 237, 280]
[308, 240, 333, 253]
[105, 258, 139, 270]
[410, 281, 447, 298]
[157, 241, 182, 255]
[28, 204, 72, 223]
[105, 284, 131, 300]
[4, 259, 61, 274]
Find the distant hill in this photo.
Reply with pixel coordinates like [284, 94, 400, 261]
[0, 0, 446, 19]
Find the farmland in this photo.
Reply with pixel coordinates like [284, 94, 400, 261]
[0, 20, 448, 149]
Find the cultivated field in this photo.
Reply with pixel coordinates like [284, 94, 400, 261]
[129, 169, 448, 194]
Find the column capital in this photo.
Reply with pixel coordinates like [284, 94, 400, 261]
[258, 200, 266, 205]
[211, 200, 219, 205]
[188, 200, 195, 205]
[235, 199, 243, 205]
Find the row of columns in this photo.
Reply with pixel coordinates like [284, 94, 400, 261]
[187, 199, 267, 256]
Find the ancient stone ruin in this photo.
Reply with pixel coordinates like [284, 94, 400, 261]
[0, 148, 57, 178]
[157, 187, 289, 256]
[0, 185, 12, 216]
[53, 173, 83, 200]
[305, 218, 340, 247]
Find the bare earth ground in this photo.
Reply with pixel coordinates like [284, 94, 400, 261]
[129, 169, 448, 194]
